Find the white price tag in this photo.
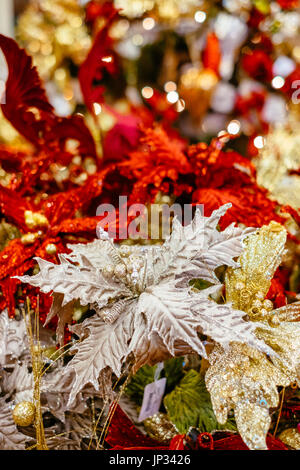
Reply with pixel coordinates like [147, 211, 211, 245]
[138, 377, 167, 422]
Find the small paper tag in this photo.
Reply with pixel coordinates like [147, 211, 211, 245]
[138, 377, 167, 422]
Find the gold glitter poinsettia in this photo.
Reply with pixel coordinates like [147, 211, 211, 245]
[206, 221, 300, 450]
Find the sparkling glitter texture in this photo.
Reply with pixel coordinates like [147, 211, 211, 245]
[144, 413, 178, 443]
[12, 401, 36, 427]
[206, 222, 300, 450]
[256, 122, 300, 210]
[279, 428, 300, 450]
[225, 221, 287, 320]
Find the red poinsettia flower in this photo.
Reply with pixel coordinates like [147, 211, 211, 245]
[242, 50, 273, 82]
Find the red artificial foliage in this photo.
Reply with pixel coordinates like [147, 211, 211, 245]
[169, 435, 186, 450]
[242, 49, 273, 82]
[0, 34, 299, 328]
[106, 405, 166, 449]
[79, 10, 119, 115]
[0, 167, 111, 316]
[86, 0, 119, 28]
[266, 268, 290, 308]
[192, 186, 286, 230]
[117, 125, 191, 204]
[106, 407, 288, 450]
[0, 34, 53, 146]
[0, 35, 97, 159]
[197, 432, 288, 450]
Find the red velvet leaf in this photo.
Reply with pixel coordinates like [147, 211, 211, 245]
[0, 35, 97, 158]
[106, 404, 163, 449]
[0, 185, 32, 231]
[79, 12, 119, 114]
[47, 114, 98, 159]
[0, 34, 53, 146]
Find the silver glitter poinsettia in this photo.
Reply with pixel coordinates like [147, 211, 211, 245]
[18, 204, 272, 406]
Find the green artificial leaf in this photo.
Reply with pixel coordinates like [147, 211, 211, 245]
[125, 364, 156, 406]
[190, 279, 214, 291]
[125, 357, 185, 406]
[164, 370, 236, 434]
[164, 357, 184, 392]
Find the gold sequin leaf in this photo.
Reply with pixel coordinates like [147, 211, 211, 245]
[225, 221, 287, 314]
[205, 342, 291, 450]
[207, 221, 300, 449]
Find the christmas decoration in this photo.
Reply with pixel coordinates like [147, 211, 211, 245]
[17, 208, 300, 449]
[12, 401, 36, 427]
[0, 0, 299, 452]
[18, 204, 273, 406]
[14, 0, 300, 148]
[256, 121, 300, 209]
[279, 428, 300, 449]
[206, 221, 300, 449]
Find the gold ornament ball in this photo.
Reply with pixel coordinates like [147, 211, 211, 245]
[263, 299, 273, 310]
[45, 243, 57, 255]
[12, 401, 36, 427]
[252, 299, 262, 309]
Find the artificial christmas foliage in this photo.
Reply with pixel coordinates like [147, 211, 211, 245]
[0, 0, 299, 451]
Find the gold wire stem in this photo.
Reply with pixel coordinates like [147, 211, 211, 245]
[96, 373, 132, 451]
[40, 341, 76, 378]
[23, 297, 48, 450]
[273, 387, 286, 438]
